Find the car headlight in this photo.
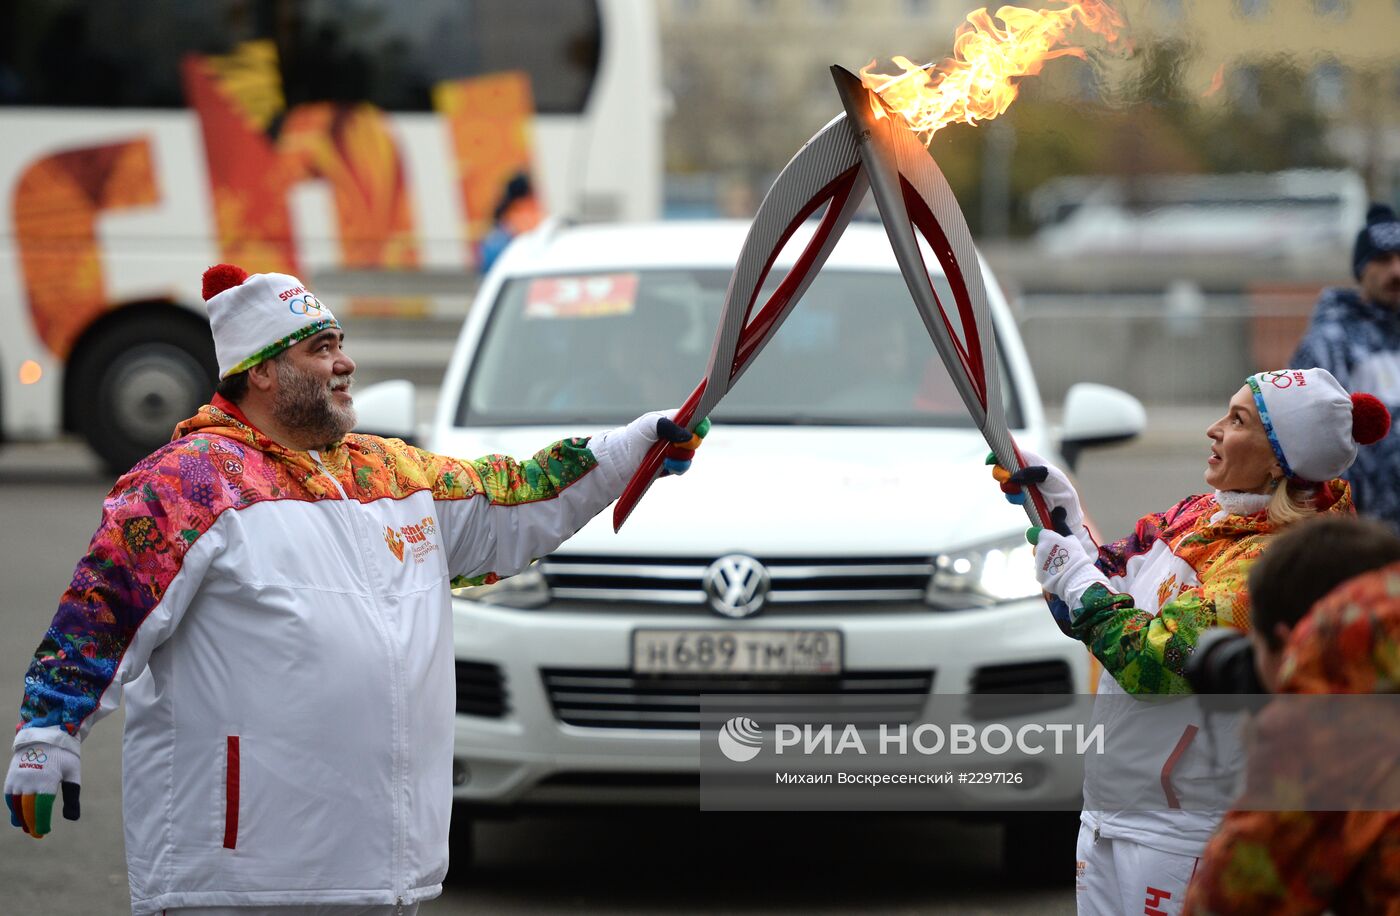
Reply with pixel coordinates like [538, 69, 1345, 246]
[451, 564, 550, 609]
[925, 535, 1042, 609]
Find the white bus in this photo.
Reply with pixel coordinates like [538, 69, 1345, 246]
[0, 0, 661, 470]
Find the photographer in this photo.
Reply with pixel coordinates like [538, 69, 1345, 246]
[1183, 516, 1400, 915]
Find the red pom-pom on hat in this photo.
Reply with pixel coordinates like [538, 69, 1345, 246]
[1351, 392, 1391, 445]
[202, 264, 248, 301]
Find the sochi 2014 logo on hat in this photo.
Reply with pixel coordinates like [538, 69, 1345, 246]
[1257, 370, 1307, 390]
[278, 285, 325, 317]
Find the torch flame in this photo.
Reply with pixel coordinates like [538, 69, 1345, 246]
[860, 1, 1124, 142]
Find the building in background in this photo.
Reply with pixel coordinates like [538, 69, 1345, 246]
[1123, 0, 1400, 205]
[655, 0, 1400, 412]
[659, 0, 970, 215]
[658, 0, 1400, 217]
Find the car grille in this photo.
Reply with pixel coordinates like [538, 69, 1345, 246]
[456, 660, 509, 718]
[968, 659, 1075, 717]
[970, 660, 1075, 693]
[541, 667, 935, 730]
[539, 554, 933, 612]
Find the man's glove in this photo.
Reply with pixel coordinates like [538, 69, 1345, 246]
[987, 448, 1097, 557]
[1028, 528, 1112, 636]
[5, 744, 81, 838]
[657, 416, 710, 476]
[602, 410, 710, 478]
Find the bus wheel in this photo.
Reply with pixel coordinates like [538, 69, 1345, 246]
[70, 316, 217, 474]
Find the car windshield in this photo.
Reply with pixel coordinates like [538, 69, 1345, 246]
[456, 268, 1022, 428]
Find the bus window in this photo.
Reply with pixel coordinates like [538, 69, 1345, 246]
[281, 0, 601, 114]
[0, 0, 601, 114]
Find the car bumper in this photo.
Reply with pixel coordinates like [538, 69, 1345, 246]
[451, 599, 1090, 809]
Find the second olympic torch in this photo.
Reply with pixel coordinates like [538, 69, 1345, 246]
[829, 64, 1055, 529]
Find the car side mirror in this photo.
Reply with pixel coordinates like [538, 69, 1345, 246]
[1059, 382, 1145, 471]
[353, 379, 417, 444]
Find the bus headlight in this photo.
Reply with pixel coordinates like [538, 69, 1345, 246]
[925, 535, 1042, 609]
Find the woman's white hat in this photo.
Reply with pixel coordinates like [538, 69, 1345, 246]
[1246, 367, 1390, 482]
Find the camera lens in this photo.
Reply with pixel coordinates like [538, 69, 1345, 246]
[1185, 627, 1266, 698]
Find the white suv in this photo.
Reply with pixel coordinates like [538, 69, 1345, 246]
[358, 219, 1143, 860]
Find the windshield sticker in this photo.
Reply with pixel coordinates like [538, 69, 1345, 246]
[524, 274, 639, 319]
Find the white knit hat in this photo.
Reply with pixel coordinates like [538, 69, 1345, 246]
[1246, 368, 1391, 483]
[202, 264, 340, 378]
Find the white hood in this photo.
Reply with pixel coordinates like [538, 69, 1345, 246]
[431, 425, 1043, 556]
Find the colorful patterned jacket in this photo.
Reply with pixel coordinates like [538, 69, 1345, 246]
[1074, 482, 1353, 857]
[1184, 561, 1400, 915]
[12, 397, 651, 914]
[1292, 286, 1400, 529]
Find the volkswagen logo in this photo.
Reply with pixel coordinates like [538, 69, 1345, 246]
[702, 554, 771, 618]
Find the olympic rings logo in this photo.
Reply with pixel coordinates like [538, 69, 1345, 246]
[1259, 370, 1306, 390]
[287, 294, 324, 317]
[20, 748, 47, 764]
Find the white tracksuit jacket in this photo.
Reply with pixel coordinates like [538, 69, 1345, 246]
[1065, 482, 1352, 857]
[12, 398, 660, 913]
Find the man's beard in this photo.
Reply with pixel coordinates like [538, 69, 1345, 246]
[272, 360, 356, 447]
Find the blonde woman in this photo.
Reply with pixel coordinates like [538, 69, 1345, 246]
[994, 367, 1390, 916]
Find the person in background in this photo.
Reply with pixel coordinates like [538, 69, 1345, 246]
[4, 264, 705, 915]
[1291, 203, 1400, 529]
[1184, 515, 1400, 915]
[479, 172, 543, 273]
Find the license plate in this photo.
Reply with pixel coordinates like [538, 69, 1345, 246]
[632, 629, 842, 675]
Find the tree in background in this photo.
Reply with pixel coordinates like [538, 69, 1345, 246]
[934, 39, 1344, 237]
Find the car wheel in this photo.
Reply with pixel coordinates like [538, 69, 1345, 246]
[70, 316, 217, 474]
[1000, 810, 1079, 886]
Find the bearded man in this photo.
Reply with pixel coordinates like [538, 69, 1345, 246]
[1291, 203, 1400, 529]
[4, 265, 702, 915]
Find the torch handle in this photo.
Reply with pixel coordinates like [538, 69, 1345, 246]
[989, 436, 1059, 532]
[611, 380, 707, 532]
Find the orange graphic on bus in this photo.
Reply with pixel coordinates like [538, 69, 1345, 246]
[13, 39, 545, 358]
[181, 40, 419, 275]
[433, 71, 542, 258]
[13, 139, 159, 357]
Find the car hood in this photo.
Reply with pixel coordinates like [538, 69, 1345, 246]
[432, 425, 1044, 556]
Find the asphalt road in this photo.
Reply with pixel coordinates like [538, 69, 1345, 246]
[0, 420, 1208, 915]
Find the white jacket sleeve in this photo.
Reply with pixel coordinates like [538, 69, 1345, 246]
[424, 412, 673, 584]
[13, 473, 224, 756]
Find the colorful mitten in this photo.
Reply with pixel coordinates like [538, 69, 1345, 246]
[659, 416, 710, 476]
[5, 744, 81, 839]
[986, 449, 1097, 555]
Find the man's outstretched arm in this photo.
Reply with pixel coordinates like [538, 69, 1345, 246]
[7, 461, 223, 838]
[412, 411, 703, 584]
